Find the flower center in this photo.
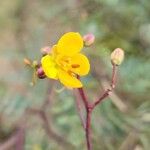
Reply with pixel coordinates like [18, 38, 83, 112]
[56, 56, 80, 74]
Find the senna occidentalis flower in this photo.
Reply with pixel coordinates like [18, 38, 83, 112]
[41, 32, 90, 88]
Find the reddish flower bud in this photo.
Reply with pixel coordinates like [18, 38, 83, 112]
[40, 46, 51, 55]
[36, 67, 46, 79]
[83, 33, 95, 46]
[111, 48, 124, 66]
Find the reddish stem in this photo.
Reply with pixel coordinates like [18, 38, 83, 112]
[74, 90, 86, 129]
[76, 64, 118, 150]
[85, 108, 92, 150]
[91, 88, 111, 109]
[91, 64, 117, 109]
[78, 87, 88, 108]
[111, 64, 117, 89]
[78, 87, 93, 150]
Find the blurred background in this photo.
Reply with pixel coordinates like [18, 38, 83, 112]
[0, 0, 150, 150]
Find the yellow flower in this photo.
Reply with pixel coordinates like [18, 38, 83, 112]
[41, 32, 90, 88]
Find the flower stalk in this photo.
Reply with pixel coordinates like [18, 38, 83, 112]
[76, 63, 118, 150]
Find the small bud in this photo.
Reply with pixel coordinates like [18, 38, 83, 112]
[23, 58, 31, 66]
[32, 60, 39, 68]
[83, 33, 95, 46]
[40, 46, 51, 55]
[111, 48, 124, 66]
[36, 67, 46, 79]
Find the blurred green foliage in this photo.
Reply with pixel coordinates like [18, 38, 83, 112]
[0, 0, 150, 150]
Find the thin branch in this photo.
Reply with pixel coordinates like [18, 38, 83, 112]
[78, 87, 89, 109]
[76, 77, 93, 150]
[85, 109, 92, 150]
[101, 80, 128, 112]
[76, 63, 120, 150]
[91, 89, 112, 109]
[111, 64, 117, 89]
[73, 90, 86, 129]
[91, 64, 117, 109]
[77, 76, 89, 109]
[91, 58, 128, 112]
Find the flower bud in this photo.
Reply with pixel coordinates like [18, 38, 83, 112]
[32, 60, 39, 68]
[83, 33, 95, 46]
[23, 58, 31, 66]
[36, 67, 46, 79]
[40, 46, 51, 55]
[111, 48, 124, 66]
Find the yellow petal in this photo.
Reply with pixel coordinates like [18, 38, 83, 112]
[51, 45, 58, 57]
[57, 32, 83, 56]
[70, 53, 90, 76]
[58, 69, 82, 88]
[41, 55, 58, 79]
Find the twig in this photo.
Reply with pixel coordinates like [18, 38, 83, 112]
[85, 108, 92, 150]
[78, 87, 89, 108]
[111, 64, 117, 89]
[75, 64, 118, 150]
[91, 88, 112, 109]
[77, 88, 92, 150]
[73, 90, 86, 129]
[101, 80, 128, 112]
[91, 59, 128, 112]
[92, 64, 116, 109]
